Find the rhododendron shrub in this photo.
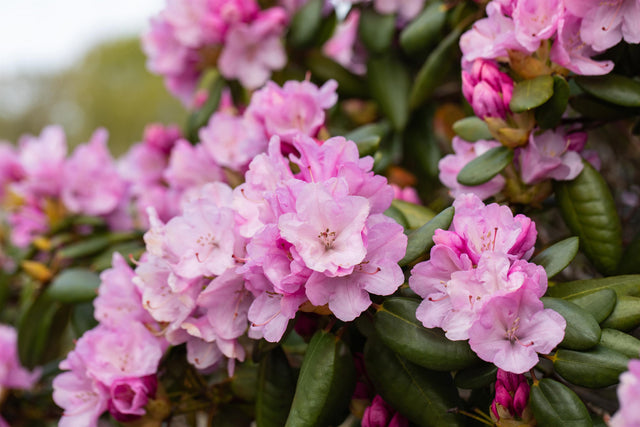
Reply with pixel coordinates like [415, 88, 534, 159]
[2, 0, 640, 426]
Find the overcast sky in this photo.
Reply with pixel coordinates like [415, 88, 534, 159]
[0, 0, 165, 76]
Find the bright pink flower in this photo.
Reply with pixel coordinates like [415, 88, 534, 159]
[462, 59, 514, 119]
[362, 395, 409, 427]
[323, 10, 366, 75]
[108, 375, 157, 422]
[62, 129, 126, 216]
[218, 8, 288, 89]
[517, 129, 585, 184]
[610, 360, 640, 427]
[0, 324, 41, 391]
[550, 13, 614, 75]
[512, 0, 564, 52]
[163, 139, 225, 196]
[468, 287, 565, 374]
[143, 122, 182, 154]
[439, 137, 506, 201]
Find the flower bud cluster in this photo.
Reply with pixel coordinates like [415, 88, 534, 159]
[409, 193, 566, 374]
[491, 369, 532, 424]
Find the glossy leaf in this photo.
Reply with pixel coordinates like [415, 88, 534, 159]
[383, 204, 409, 230]
[547, 275, 640, 299]
[409, 25, 462, 109]
[374, 298, 480, 371]
[567, 289, 617, 324]
[456, 146, 513, 186]
[399, 1, 447, 54]
[400, 206, 454, 267]
[530, 378, 592, 427]
[509, 75, 554, 113]
[57, 232, 139, 260]
[535, 75, 570, 129]
[600, 296, 640, 331]
[368, 54, 411, 131]
[285, 330, 356, 427]
[358, 8, 396, 54]
[364, 337, 464, 427]
[454, 364, 498, 390]
[599, 328, 640, 359]
[569, 94, 639, 121]
[44, 268, 101, 304]
[554, 162, 623, 275]
[575, 74, 640, 107]
[390, 200, 435, 230]
[541, 297, 601, 350]
[256, 347, 296, 427]
[288, 0, 323, 47]
[532, 236, 579, 279]
[344, 122, 390, 157]
[554, 346, 629, 388]
[451, 116, 493, 142]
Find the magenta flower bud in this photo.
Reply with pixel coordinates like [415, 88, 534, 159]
[462, 59, 514, 119]
[143, 123, 182, 154]
[362, 396, 409, 427]
[108, 375, 158, 423]
[512, 382, 530, 416]
[491, 369, 531, 421]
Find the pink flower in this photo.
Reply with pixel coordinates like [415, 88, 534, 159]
[16, 125, 67, 197]
[512, 0, 564, 52]
[0, 324, 41, 391]
[218, 8, 288, 89]
[374, 0, 425, 21]
[517, 129, 585, 184]
[610, 360, 640, 427]
[468, 287, 565, 374]
[568, 0, 640, 52]
[163, 139, 226, 195]
[62, 128, 126, 216]
[323, 10, 366, 75]
[0, 142, 24, 200]
[491, 369, 530, 421]
[108, 375, 157, 422]
[362, 395, 409, 427]
[462, 59, 514, 119]
[438, 137, 506, 201]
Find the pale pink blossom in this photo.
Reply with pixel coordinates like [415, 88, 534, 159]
[610, 359, 640, 427]
[323, 10, 366, 75]
[517, 129, 585, 184]
[512, 0, 564, 52]
[16, 125, 67, 197]
[0, 324, 41, 391]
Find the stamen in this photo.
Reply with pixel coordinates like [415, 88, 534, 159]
[252, 310, 281, 327]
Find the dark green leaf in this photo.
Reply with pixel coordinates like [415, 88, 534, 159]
[390, 200, 435, 230]
[451, 116, 493, 142]
[618, 232, 640, 274]
[288, 0, 323, 47]
[456, 146, 513, 186]
[547, 275, 640, 299]
[384, 204, 409, 230]
[305, 51, 368, 98]
[541, 297, 601, 351]
[358, 8, 396, 54]
[532, 236, 579, 279]
[554, 346, 629, 388]
[509, 75, 554, 113]
[57, 232, 139, 260]
[554, 162, 622, 276]
[368, 54, 411, 131]
[44, 268, 101, 304]
[536, 75, 570, 129]
[344, 122, 391, 157]
[600, 296, 640, 331]
[374, 298, 481, 371]
[575, 74, 640, 107]
[569, 94, 639, 121]
[454, 364, 498, 389]
[399, 1, 447, 54]
[400, 206, 454, 267]
[530, 378, 592, 427]
[71, 302, 98, 338]
[409, 26, 462, 109]
[567, 289, 617, 324]
[232, 362, 259, 402]
[364, 337, 464, 427]
[285, 330, 356, 427]
[599, 328, 640, 359]
[256, 347, 296, 427]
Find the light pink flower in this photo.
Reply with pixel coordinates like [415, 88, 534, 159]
[374, 0, 425, 21]
[108, 376, 157, 422]
[0, 324, 41, 391]
[512, 0, 564, 52]
[323, 10, 366, 75]
[16, 125, 67, 198]
[568, 0, 640, 52]
[610, 359, 640, 427]
[517, 129, 585, 184]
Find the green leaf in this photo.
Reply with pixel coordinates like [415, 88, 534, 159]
[567, 289, 617, 324]
[71, 302, 98, 338]
[409, 26, 462, 109]
[256, 347, 296, 427]
[547, 275, 640, 299]
[452, 116, 493, 142]
[555, 161, 623, 276]
[186, 75, 225, 142]
[374, 298, 481, 371]
[399, 1, 447, 54]
[344, 122, 391, 157]
[57, 232, 140, 260]
[232, 362, 259, 402]
[554, 346, 629, 388]
[569, 94, 639, 121]
[600, 296, 640, 331]
[358, 8, 396, 54]
[305, 51, 368, 98]
[536, 75, 570, 129]
[618, 232, 640, 274]
[285, 330, 356, 427]
[599, 328, 640, 359]
[18, 293, 71, 369]
[509, 75, 554, 113]
[364, 337, 465, 427]
[288, 0, 323, 47]
[390, 200, 435, 230]
[383, 204, 409, 230]
[456, 146, 513, 186]
[400, 206, 454, 267]
[368, 54, 411, 131]
[44, 268, 101, 304]
[530, 378, 592, 427]
[541, 297, 601, 351]
[575, 74, 640, 107]
[532, 236, 579, 279]
[454, 364, 498, 390]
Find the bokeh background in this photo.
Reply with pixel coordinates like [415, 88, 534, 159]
[0, 0, 187, 155]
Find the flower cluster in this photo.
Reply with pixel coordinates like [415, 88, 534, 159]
[142, 0, 289, 104]
[409, 193, 565, 373]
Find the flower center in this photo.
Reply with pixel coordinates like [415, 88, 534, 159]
[318, 227, 337, 250]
